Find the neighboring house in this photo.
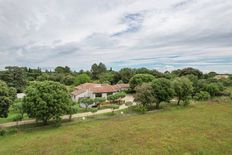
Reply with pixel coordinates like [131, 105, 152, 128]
[17, 93, 26, 99]
[214, 74, 229, 80]
[71, 83, 129, 102]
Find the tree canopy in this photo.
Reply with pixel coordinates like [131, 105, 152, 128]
[23, 81, 72, 124]
[0, 66, 27, 92]
[129, 74, 155, 89]
[0, 80, 16, 118]
[151, 78, 174, 109]
[173, 77, 193, 105]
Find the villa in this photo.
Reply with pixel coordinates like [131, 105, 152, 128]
[71, 83, 129, 101]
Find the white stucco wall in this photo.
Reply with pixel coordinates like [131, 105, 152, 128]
[102, 93, 107, 98]
[73, 90, 95, 101]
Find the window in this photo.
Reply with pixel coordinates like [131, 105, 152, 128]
[95, 93, 102, 97]
[107, 92, 113, 96]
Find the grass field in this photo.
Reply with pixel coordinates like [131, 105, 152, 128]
[0, 98, 232, 155]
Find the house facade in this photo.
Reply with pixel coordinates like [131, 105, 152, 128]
[71, 83, 129, 102]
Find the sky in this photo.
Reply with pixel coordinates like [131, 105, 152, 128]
[0, 0, 232, 73]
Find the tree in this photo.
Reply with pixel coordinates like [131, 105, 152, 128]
[0, 66, 27, 92]
[185, 74, 199, 97]
[79, 98, 94, 109]
[12, 99, 24, 118]
[173, 77, 193, 105]
[74, 73, 91, 85]
[91, 63, 107, 80]
[55, 66, 71, 74]
[0, 80, 16, 118]
[151, 78, 174, 109]
[107, 92, 126, 104]
[206, 83, 220, 97]
[23, 81, 72, 125]
[134, 83, 155, 107]
[129, 74, 155, 89]
[62, 75, 75, 85]
[37, 73, 50, 81]
[172, 67, 203, 78]
[98, 72, 115, 84]
[68, 104, 79, 120]
[119, 68, 135, 83]
[94, 97, 106, 108]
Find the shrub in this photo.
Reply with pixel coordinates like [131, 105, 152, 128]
[125, 101, 133, 106]
[7, 128, 18, 134]
[12, 114, 23, 122]
[107, 92, 126, 103]
[183, 99, 191, 106]
[0, 129, 7, 136]
[0, 128, 18, 136]
[194, 91, 211, 101]
[100, 104, 120, 110]
[132, 104, 147, 114]
[89, 108, 98, 113]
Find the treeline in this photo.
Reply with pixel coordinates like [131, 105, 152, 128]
[0, 63, 231, 93]
[0, 63, 232, 125]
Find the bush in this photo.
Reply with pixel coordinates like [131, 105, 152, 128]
[100, 104, 120, 110]
[125, 101, 133, 106]
[194, 91, 211, 101]
[107, 92, 126, 103]
[89, 108, 98, 113]
[132, 104, 147, 114]
[183, 100, 191, 106]
[0, 129, 7, 136]
[12, 114, 23, 122]
[0, 128, 18, 136]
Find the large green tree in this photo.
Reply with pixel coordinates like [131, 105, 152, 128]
[151, 78, 174, 109]
[0, 80, 16, 118]
[134, 83, 155, 107]
[0, 66, 27, 92]
[91, 63, 107, 80]
[55, 66, 71, 74]
[129, 74, 155, 89]
[23, 81, 72, 124]
[173, 77, 193, 105]
[119, 68, 135, 83]
[74, 73, 91, 85]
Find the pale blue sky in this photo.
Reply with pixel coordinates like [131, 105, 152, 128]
[0, 0, 232, 73]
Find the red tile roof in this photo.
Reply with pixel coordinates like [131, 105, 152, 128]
[72, 83, 129, 96]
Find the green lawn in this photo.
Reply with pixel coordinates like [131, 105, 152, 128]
[0, 99, 232, 155]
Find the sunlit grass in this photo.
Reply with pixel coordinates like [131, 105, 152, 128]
[0, 98, 232, 155]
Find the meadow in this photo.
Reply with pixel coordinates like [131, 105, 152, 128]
[0, 98, 232, 155]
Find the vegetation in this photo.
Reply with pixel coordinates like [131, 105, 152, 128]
[74, 73, 91, 85]
[79, 98, 94, 109]
[107, 92, 126, 103]
[194, 91, 211, 101]
[134, 83, 154, 107]
[173, 77, 193, 105]
[151, 78, 174, 109]
[129, 73, 155, 89]
[0, 100, 232, 154]
[0, 80, 16, 118]
[0, 63, 232, 154]
[23, 81, 72, 124]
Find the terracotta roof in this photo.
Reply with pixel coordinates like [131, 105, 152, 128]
[72, 83, 129, 96]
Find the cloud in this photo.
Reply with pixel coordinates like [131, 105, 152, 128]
[0, 0, 232, 73]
